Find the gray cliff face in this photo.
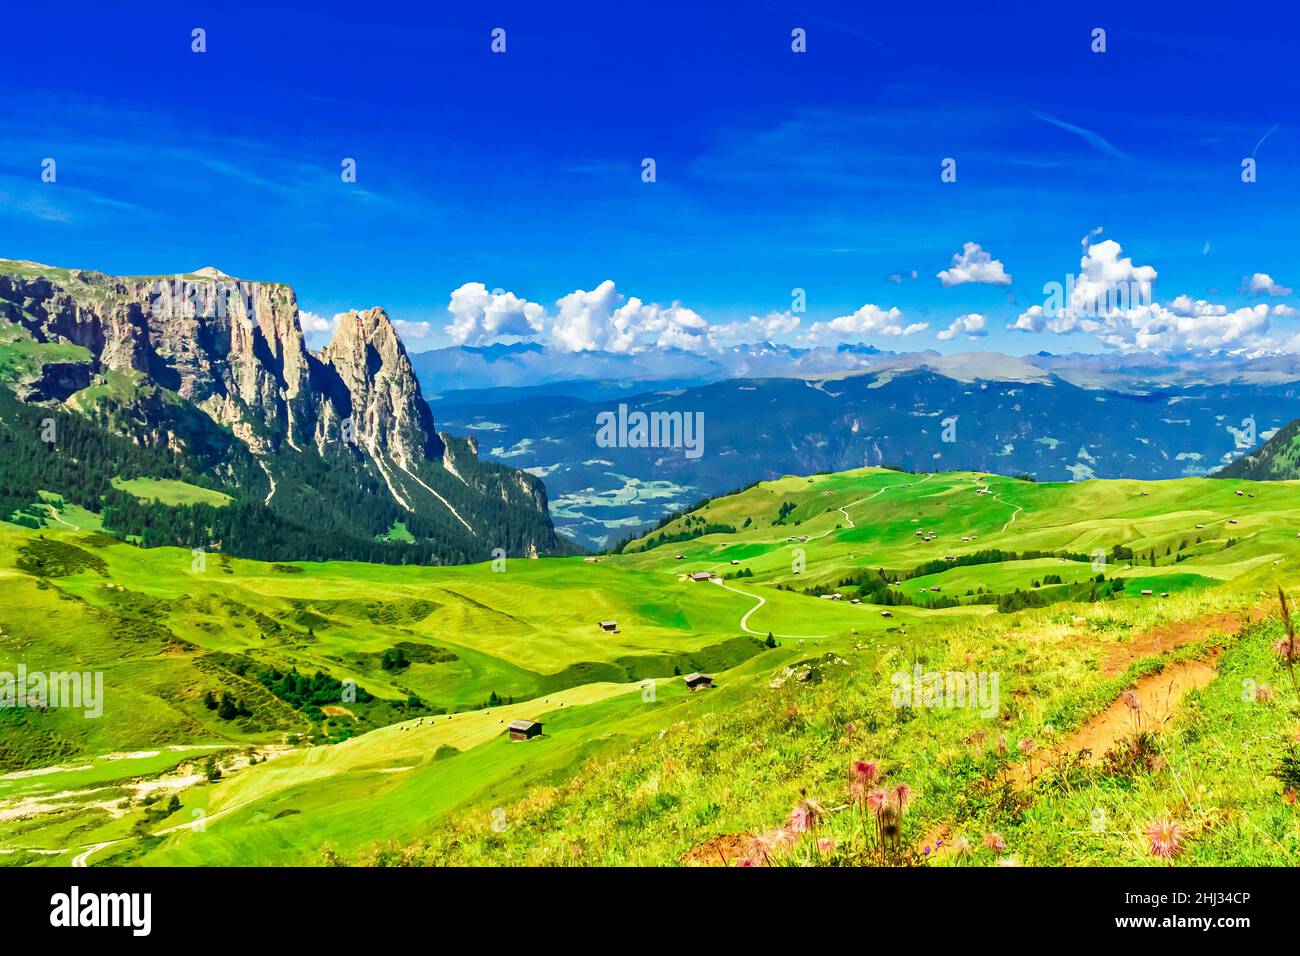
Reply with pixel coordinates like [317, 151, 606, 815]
[0, 268, 439, 464]
[321, 307, 444, 467]
[0, 268, 320, 454]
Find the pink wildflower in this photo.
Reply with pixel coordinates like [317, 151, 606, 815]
[788, 799, 823, 835]
[1144, 819, 1185, 859]
[849, 760, 881, 805]
[853, 759, 880, 785]
[893, 783, 914, 810]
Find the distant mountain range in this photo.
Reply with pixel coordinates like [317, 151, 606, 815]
[411, 340, 890, 397]
[429, 361, 1300, 548]
[0, 259, 570, 563]
[413, 341, 1300, 398]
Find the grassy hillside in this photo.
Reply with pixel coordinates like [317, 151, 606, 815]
[2, 467, 1298, 866]
[1219, 418, 1300, 480]
[111, 477, 234, 508]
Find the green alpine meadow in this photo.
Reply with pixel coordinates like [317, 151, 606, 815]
[2, 429, 1299, 866]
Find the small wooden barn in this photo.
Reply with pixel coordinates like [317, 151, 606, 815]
[508, 719, 543, 741]
[683, 672, 714, 691]
[598, 620, 618, 632]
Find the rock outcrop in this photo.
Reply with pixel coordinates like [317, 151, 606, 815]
[321, 306, 443, 467]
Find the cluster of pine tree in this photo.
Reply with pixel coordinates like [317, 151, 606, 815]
[625, 514, 738, 553]
[0, 385, 565, 566]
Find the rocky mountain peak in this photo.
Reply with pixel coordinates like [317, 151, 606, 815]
[322, 307, 442, 465]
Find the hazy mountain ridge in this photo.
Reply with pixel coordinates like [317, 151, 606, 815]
[411, 340, 891, 393]
[413, 341, 1300, 397]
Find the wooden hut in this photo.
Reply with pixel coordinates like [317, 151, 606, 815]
[508, 719, 543, 741]
[683, 672, 714, 691]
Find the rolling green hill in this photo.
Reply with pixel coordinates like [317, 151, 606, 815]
[2, 467, 1298, 867]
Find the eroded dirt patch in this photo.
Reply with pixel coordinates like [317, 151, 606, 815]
[1019, 654, 1220, 783]
[924, 649, 1228, 858]
[1099, 607, 1264, 678]
[682, 832, 753, 866]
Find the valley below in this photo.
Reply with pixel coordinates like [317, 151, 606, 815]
[430, 367, 1300, 548]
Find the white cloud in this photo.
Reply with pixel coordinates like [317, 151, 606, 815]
[1008, 234, 1277, 351]
[1061, 238, 1158, 330]
[1246, 272, 1293, 296]
[937, 242, 1011, 287]
[300, 310, 334, 335]
[445, 282, 547, 345]
[550, 280, 709, 353]
[1007, 305, 1049, 334]
[394, 319, 435, 340]
[936, 313, 988, 340]
[1010, 294, 1272, 351]
[301, 309, 344, 349]
[709, 310, 801, 345]
[1010, 236, 1157, 335]
[1089, 299, 1272, 351]
[1266, 327, 1300, 352]
[805, 304, 927, 341]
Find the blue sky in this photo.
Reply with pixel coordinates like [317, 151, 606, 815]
[3, 0, 1300, 355]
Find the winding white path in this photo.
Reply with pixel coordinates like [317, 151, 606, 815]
[995, 495, 1023, 532]
[42, 504, 77, 528]
[711, 578, 826, 639]
[70, 796, 262, 867]
[812, 473, 932, 539]
[72, 841, 117, 867]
